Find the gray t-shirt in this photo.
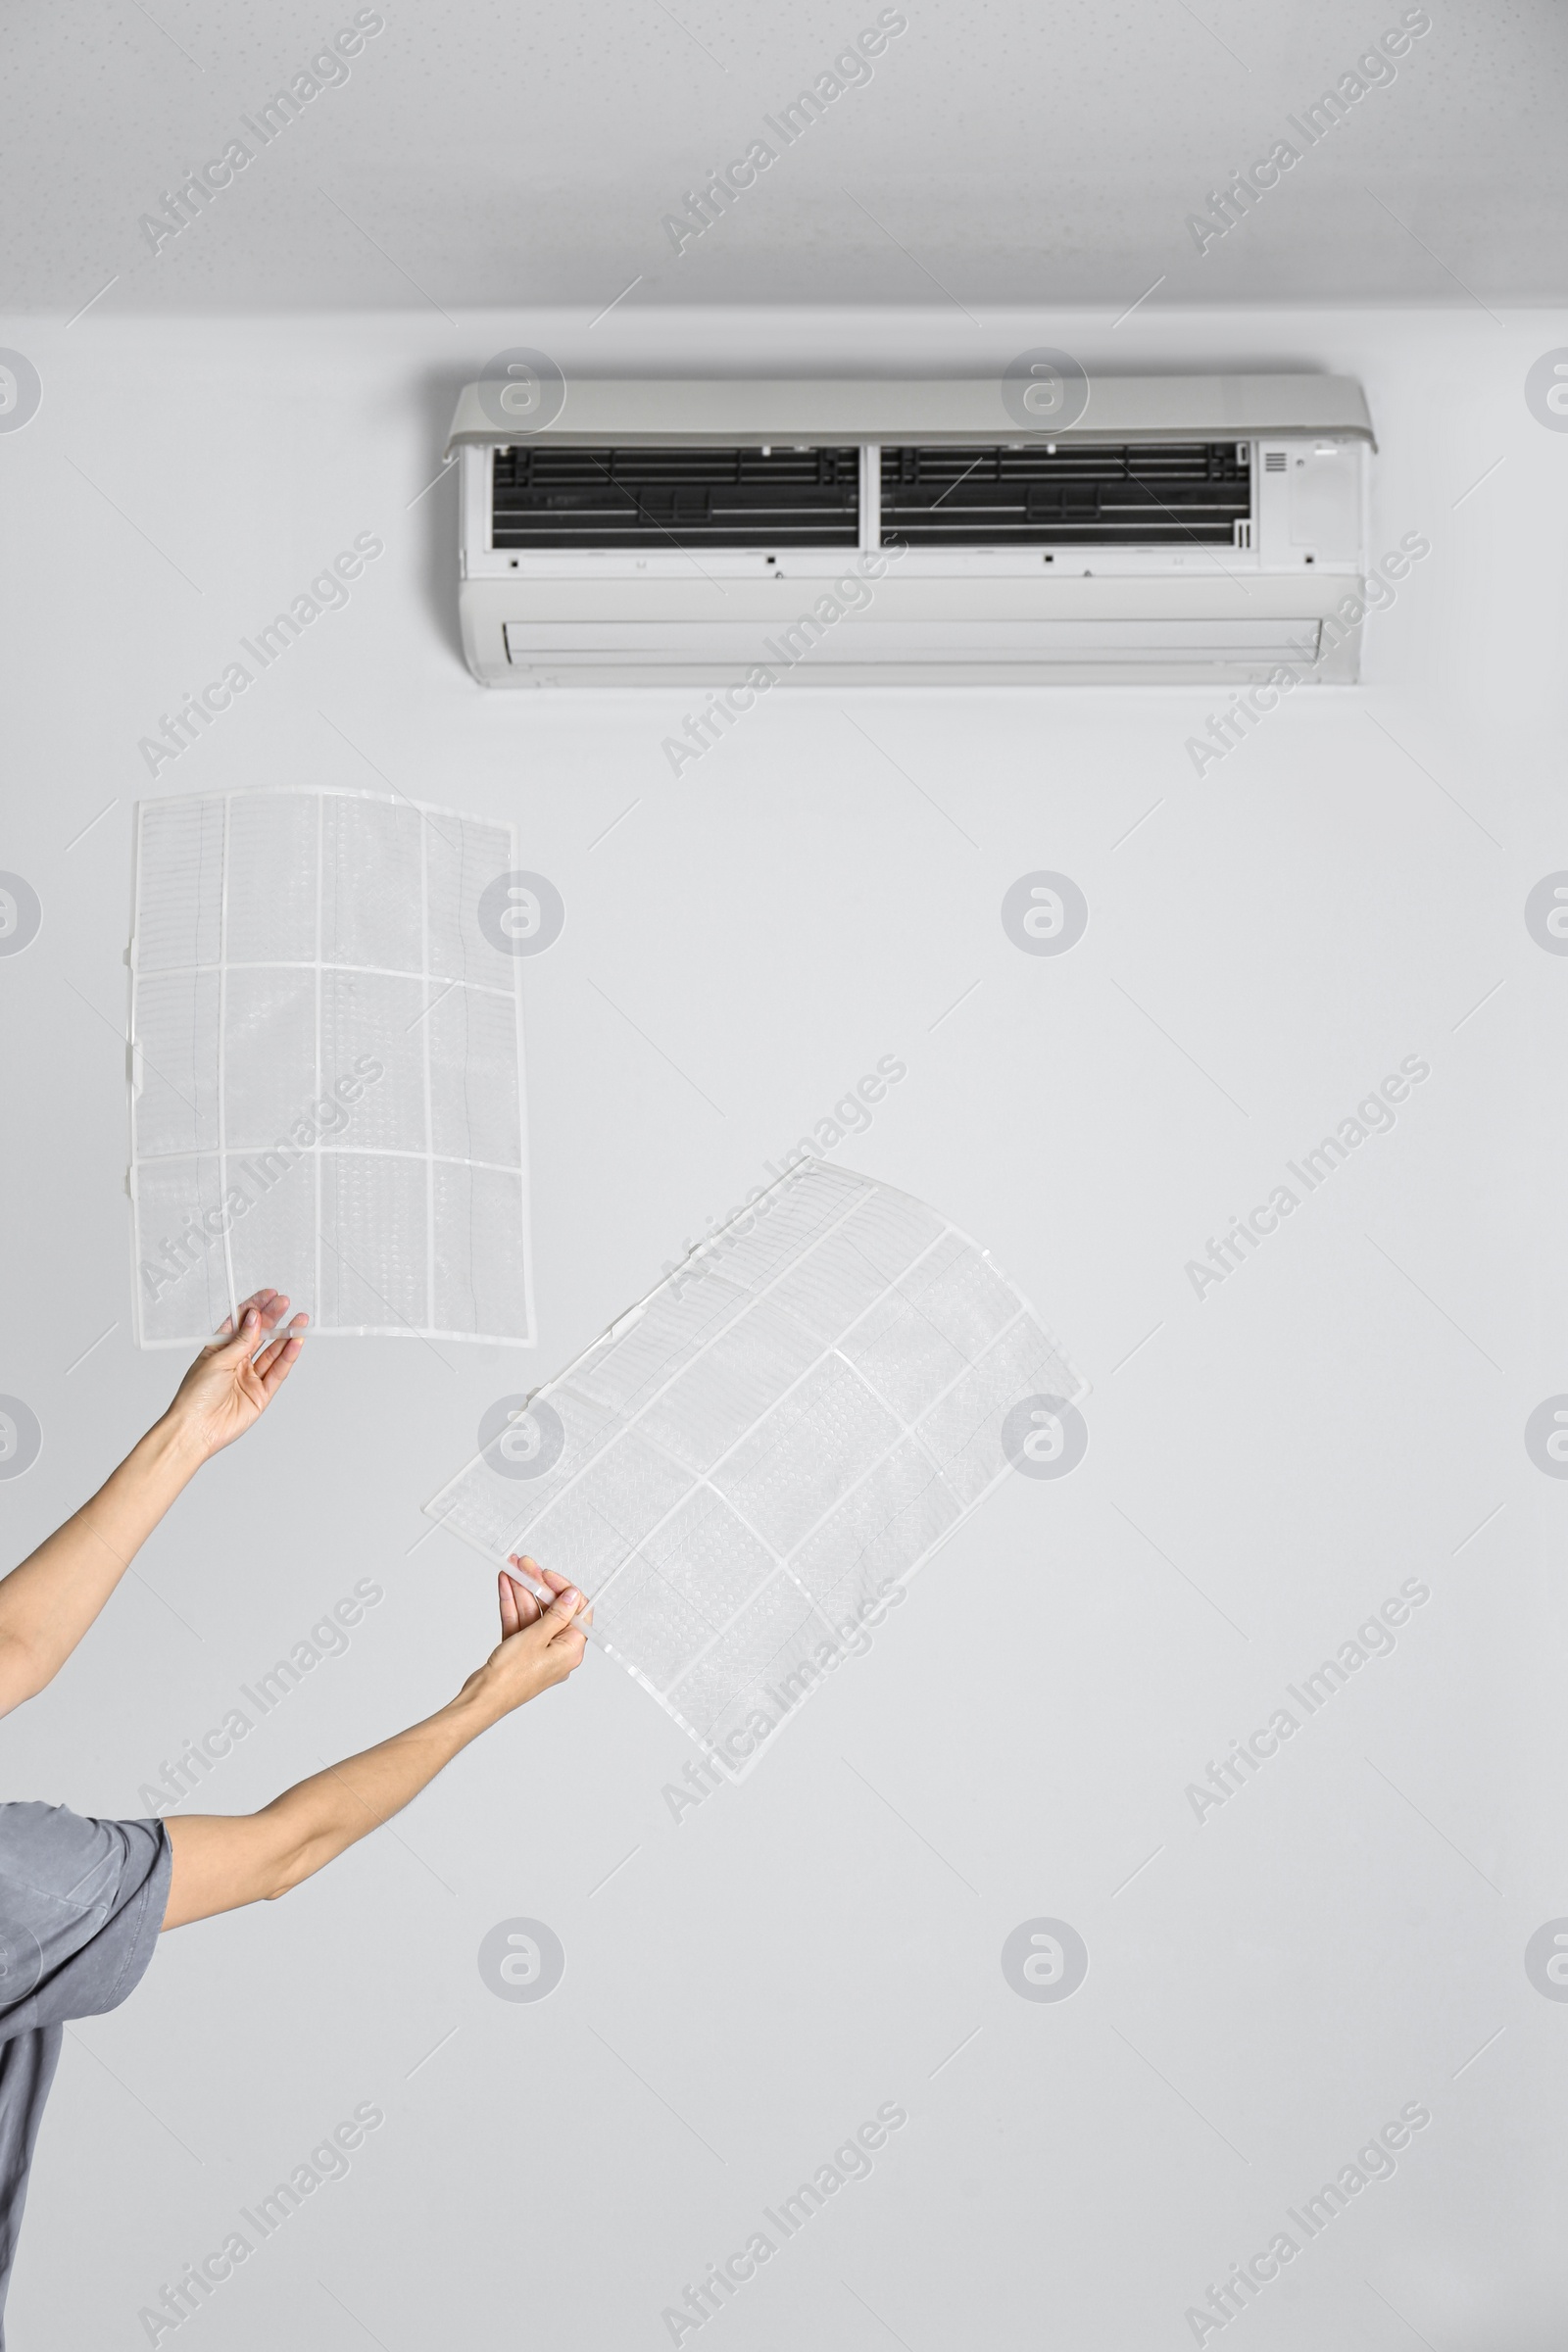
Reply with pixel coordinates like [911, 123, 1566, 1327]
[0, 1803, 171, 2344]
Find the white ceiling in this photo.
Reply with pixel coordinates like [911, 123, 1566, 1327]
[3, 0, 1564, 318]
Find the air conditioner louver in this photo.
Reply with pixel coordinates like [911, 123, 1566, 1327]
[502, 615, 1322, 674]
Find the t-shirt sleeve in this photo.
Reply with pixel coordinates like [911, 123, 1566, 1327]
[0, 1803, 172, 2040]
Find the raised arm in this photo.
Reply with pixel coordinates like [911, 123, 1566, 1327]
[162, 1561, 588, 1928]
[0, 1291, 306, 1718]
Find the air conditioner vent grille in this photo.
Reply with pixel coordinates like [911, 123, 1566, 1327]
[492, 445, 861, 549]
[880, 441, 1251, 546]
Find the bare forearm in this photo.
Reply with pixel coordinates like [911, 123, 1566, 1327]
[163, 1674, 505, 1927]
[0, 1411, 204, 1703]
[263, 1675, 503, 1887]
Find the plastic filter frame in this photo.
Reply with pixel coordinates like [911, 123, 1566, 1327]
[129, 788, 533, 1346]
[426, 1158, 1086, 1776]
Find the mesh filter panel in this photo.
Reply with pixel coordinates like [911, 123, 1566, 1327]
[426, 1160, 1086, 1775]
[130, 789, 533, 1346]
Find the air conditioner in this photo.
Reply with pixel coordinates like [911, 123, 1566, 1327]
[446, 373, 1375, 688]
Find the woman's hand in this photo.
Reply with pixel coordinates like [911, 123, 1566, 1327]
[0, 1290, 308, 1714]
[165, 1290, 308, 1462]
[465, 1556, 590, 1722]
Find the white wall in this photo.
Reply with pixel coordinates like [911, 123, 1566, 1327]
[2, 301, 1567, 2348]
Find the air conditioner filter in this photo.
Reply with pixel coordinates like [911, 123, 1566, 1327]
[426, 1159, 1085, 1773]
[129, 789, 533, 1347]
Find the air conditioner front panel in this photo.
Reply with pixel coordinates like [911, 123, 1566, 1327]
[461, 574, 1358, 687]
[446, 374, 1377, 453]
[477, 575, 1348, 625]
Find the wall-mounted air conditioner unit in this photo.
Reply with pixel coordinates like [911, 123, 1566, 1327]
[446, 374, 1375, 688]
